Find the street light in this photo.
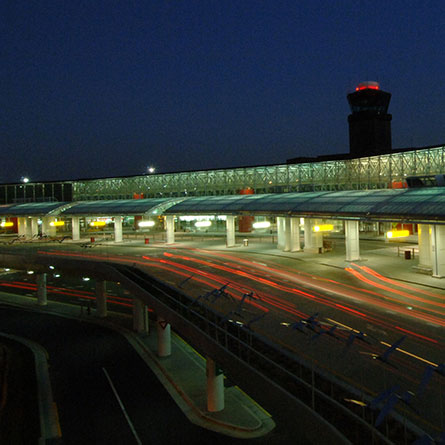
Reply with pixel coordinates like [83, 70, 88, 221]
[147, 166, 155, 174]
[21, 176, 30, 183]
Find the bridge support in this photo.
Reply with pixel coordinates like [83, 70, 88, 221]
[133, 298, 149, 333]
[284, 217, 300, 252]
[431, 224, 445, 278]
[345, 220, 360, 261]
[418, 224, 432, 268]
[277, 217, 285, 250]
[166, 215, 175, 244]
[31, 217, 39, 238]
[206, 357, 224, 412]
[157, 316, 171, 357]
[72, 216, 80, 241]
[17, 217, 26, 238]
[304, 218, 322, 252]
[95, 280, 107, 318]
[37, 273, 47, 306]
[114, 216, 123, 242]
[25, 218, 33, 239]
[226, 215, 235, 247]
[42, 217, 56, 237]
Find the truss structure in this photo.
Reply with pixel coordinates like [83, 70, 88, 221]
[71, 145, 445, 200]
[1, 145, 444, 203]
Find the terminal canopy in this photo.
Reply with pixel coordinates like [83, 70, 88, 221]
[0, 202, 69, 216]
[60, 198, 184, 216]
[1, 188, 445, 223]
[164, 188, 445, 222]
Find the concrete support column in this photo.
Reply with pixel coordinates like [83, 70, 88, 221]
[304, 218, 313, 249]
[418, 224, 432, 268]
[166, 215, 175, 244]
[313, 220, 323, 250]
[17, 217, 26, 237]
[114, 216, 123, 243]
[37, 273, 47, 306]
[431, 224, 445, 278]
[42, 217, 56, 237]
[133, 298, 149, 333]
[283, 217, 291, 252]
[95, 280, 107, 318]
[277, 217, 285, 250]
[284, 217, 300, 252]
[345, 220, 360, 261]
[72, 216, 80, 241]
[25, 218, 33, 239]
[31, 218, 39, 238]
[290, 217, 301, 252]
[157, 316, 171, 357]
[206, 357, 224, 412]
[226, 215, 235, 247]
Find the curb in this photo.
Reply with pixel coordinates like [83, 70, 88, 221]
[0, 332, 61, 444]
[0, 298, 273, 439]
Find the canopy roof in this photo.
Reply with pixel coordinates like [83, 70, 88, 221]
[60, 198, 182, 216]
[2, 188, 445, 223]
[164, 188, 445, 222]
[0, 202, 69, 216]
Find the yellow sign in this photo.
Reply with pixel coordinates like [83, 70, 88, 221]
[313, 224, 333, 232]
[386, 230, 410, 238]
[50, 221, 65, 227]
[90, 221, 106, 227]
[0, 221, 13, 228]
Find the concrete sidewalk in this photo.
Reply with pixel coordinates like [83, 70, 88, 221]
[0, 292, 275, 440]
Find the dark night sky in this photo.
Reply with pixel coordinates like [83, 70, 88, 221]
[2, 1, 445, 183]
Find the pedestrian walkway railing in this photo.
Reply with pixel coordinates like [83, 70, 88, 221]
[116, 264, 426, 445]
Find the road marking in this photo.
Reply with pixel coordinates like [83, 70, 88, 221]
[252, 261, 267, 267]
[379, 342, 438, 366]
[102, 367, 142, 445]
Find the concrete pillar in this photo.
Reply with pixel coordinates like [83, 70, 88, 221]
[25, 218, 32, 239]
[133, 298, 148, 333]
[431, 224, 445, 278]
[283, 217, 300, 252]
[226, 215, 235, 247]
[290, 217, 301, 252]
[157, 316, 171, 357]
[277, 217, 285, 250]
[95, 280, 107, 318]
[283, 217, 291, 252]
[418, 224, 432, 268]
[304, 218, 313, 249]
[72, 216, 80, 241]
[17, 217, 26, 237]
[304, 218, 323, 251]
[37, 273, 47, 306]
[345, 220, 360, 261]
[114, 216, 123, 242]
[31, 218, 39, 238]
[42, 217, 56, 237]
[313, 220, 323, 250]
[166, 215, 175, 244]
[206, 357, 224, 412]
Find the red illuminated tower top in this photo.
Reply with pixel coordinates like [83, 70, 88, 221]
[347, 81, 392, 157]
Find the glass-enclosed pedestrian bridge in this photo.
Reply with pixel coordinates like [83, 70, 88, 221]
[2, 187, 445, 277]
[1, 144, 445, 204]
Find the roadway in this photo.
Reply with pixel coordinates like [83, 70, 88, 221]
[0, 304, 280, 444]
[0, 236, 444, 440]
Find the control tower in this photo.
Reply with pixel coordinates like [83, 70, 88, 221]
[347, 81, 392, 157]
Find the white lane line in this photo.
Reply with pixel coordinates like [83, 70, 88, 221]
[102, 367, 142, 445]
